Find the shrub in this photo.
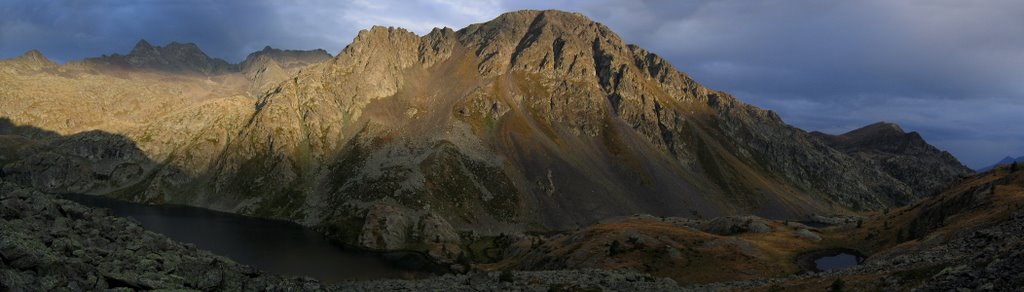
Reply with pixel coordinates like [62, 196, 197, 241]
[499, 270, 514, 282]
[608, 240, 625, 256]
[830, 278, 846, 292]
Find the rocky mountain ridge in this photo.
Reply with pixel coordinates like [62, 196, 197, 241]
[83, 39, 237, 74]
[0, 10, 971, 264]
[812, 122, 973, 200]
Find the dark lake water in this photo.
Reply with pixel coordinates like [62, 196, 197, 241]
[814, 252, 863, 271]
[60, 194, 439, 283]
[797, 221, 833, 228]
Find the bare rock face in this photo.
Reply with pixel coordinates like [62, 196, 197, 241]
[357, 203, 461, 262]
[700, 216, 773, 235]
[2, 131, 153, 194]
[812, 122, 973, 201]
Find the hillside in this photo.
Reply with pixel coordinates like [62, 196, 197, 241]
[0, 10, 972, 263]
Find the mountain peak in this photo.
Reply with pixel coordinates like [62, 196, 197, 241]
[831, 121, 912, 146]
[21, 49, 45, 59]
[164, 41, 201, 50]
[815, 121, 972, 198]
[495, 9, 594, 27]
[4, 49, 56, 70]
[130, 39, 156, 55]
[848, 121, 905, 137]
[241, 45, 332, 70]
[17, 49, 51, 63]
[87, 39, 234, 74]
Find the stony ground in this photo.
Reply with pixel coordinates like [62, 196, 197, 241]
[5, 169, 1023, 291]
[685, 169, 1024, 291]
[683, 208, 1024, 291]
[0, 181, 325, 291]
[0, 180, 681, 291]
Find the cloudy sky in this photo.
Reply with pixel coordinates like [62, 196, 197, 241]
[1, 0, 1022, 168]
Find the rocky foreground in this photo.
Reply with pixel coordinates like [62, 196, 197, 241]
[690, 166, 1024, 291]
[0, 180, 324, 291]
[6, 170, 1024, 291]
[0, 180, 682, 291]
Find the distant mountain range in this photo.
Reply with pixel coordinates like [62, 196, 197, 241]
[978, 155, 1024, 172]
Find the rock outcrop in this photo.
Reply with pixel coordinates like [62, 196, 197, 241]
[1, 131, 153, 194]
[700, 216, 774, 235]
[357, 203, 461, 262]
[813, 122, 973, 201]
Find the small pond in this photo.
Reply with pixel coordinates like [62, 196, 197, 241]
[797, 248, 866, 272]
[60, 193, 444, 283]
[814, 252, 864, 271]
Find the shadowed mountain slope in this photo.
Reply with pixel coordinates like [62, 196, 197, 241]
[813, 122, 972, 201]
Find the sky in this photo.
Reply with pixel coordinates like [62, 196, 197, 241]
[1, 0, 1022, 168]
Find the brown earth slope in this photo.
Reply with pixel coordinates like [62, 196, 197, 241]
[488, 164, 1023, 290]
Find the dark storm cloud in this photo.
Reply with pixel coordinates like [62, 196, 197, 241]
[2, 0, 278, 62]
[1, 0, 1021, 167]
[0, 0, 516, 62]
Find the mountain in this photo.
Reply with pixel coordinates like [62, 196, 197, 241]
[812, 122, 973, 200]
[84, 39, 237, 74]
[0, 50, 57, 74]
[240, 46, 333, 96]
[978, 155, 1024, 172]
[0, 10, 967, 262]
[240, 46, 332, 70]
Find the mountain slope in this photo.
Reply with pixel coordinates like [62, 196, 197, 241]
[0, 10, 963, 261]
[182, 10, 925, 248]
[812, 122, 972, 200]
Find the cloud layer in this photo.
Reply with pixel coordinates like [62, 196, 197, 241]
[1, 0, 1021, 168]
